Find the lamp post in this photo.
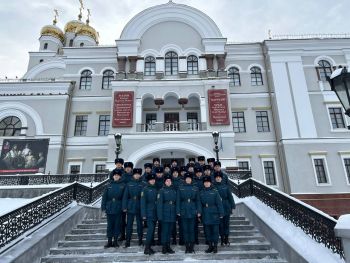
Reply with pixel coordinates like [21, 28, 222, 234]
[327, 67, 350, 129]
[114, 133, 122, 158]
[212, 131, 220, 162]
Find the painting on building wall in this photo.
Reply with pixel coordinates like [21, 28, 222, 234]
[0, 139, 50, 174]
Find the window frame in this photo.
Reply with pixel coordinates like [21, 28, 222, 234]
[43, 43, 48, 50]
[232, 111, 246, 133]
[101, 70, 114, 90]
[250, 66, 263, 86]
[74, 115, 88, 136]
[340, 154, 350, 185]
[93, 161, 107, 174]
[98, 115, 110, 136]
[261, 158, 278, 186]
[67, 161, 83, 174]
[310, 155, 332, 186]
[228, 67, 241, 87]
[0, 116, 22, 137]
[144, 56, 156, 76]
[187, 55, 198, 75]
[256, 111, 270, 132]
[237, 158, 251, 171]
[79, 70, 92, 90]
[165, 51, 178, 76]
[316, 60, 332, 82]
[326, 104, 349, 132]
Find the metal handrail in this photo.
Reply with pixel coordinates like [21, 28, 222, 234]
[228, 178, 344, 258]
[0, 178, 109, 248]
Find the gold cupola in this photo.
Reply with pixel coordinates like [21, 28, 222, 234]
[75, 9, 99, 43]
[40, 10, 64, 43]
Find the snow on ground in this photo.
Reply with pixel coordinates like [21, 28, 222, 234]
[0, 198, 34, 216]
[237, 195, 345, 263]
[336, 214, 350, 229]
[0, 182, 101, 189]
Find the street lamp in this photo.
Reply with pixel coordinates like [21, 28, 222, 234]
[114, 133, 122, 158]
[327, 67, 350, 129]
[212, 131, 220, 161]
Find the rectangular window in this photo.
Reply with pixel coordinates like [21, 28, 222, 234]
[187, 112, 199, 131]
[98, 115, 110, 136]
[329, 107, 345, 129]
[343, 158, 350, 184]
[232, 112, 246, 133]
[145, 113, 157, 132]
[313, 158, 328, 184]
[238, 161, 249, 170]
[70, 165, 80, 174]
[256, 111, 270, 132]
[74, 115, 88, 136]
[95, 164, 106, 173]
[263, 161, 277, 185]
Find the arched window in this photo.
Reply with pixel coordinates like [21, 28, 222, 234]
[80, 43, 84, 47]
[69, 39, 73, 47]
[144, 56, 156, 76]
[317, 60, 333, 81]
[0, 116, 22, 136]
[79, 70, 92, 90]
[228, 67, 241, 86]
[43, 43, 48, 50]
[102, 70, 114, 90]
[187, 55, 198, 75]
[250, 66, 263, 86]
[165, 51, 178, 75]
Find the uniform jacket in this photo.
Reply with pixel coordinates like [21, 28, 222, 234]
[122, 172, 133, 184]
[213, 181, 235, 215]
[157, 185, 177, 222]
[211, 171, 229, 185]
[198, 186, 224, 225]
[140, 183, 158, 220]
[155, 177, 164, 190]
[176, 183, 200, 219]
[101, 179, 126, 215]
[172, 176, 183, 190]
[193, 176, 203, 191]
[122, 178, 144, 214]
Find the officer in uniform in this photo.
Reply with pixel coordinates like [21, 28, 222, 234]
[123, 162, 134, 183]
[170, 166, 183, 245]
[109, 158, 124, 180]
[142, 163, 153, 183]
[212, 161, 229, 185]
[179, 166, 187, 179]
[193, 167, 203, 244]
[198, 176, 224, 254]
[207, 158, 215, 169]
[152, 157, 161, 173]
[171, 158, 178, 168]
[141, 173, 158, 255]
[154, 166, 164, 244]
[101, 169, 126, 248]
[203, 164, 212, 177]
[163, 163, 171, 175]
[176, 172, 201, 253]
[187, 162, 195, 174]
[122, 168, 144, 248]
[213, 171, 236, 246]
[197, 156, 206, 168]
[157, 174, 177, 254]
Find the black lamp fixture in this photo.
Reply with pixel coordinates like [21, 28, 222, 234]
[212, 131, 220, 161]
[114, 133, 122, 158]
[327, 66, 350, 129]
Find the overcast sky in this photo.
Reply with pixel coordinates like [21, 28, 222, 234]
[0, 0, 349, 78]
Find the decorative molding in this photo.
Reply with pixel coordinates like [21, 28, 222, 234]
[308, 151, 328, 156]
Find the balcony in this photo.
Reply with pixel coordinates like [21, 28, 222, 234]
[137, 122, 207, 132]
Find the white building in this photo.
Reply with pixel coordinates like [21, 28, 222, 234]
[1, 1, 350, 217]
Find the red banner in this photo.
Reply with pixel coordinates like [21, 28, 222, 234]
[113, 91, 134, 127]
[208, 89, 230, 125]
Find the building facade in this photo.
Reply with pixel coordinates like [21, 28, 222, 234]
[1, 1, 350, 216]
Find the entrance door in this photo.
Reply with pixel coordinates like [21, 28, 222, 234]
[164, 112, 179, 131]
[161, 158, 185, 167]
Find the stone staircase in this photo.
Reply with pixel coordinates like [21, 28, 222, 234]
[41, 215, 288, 263]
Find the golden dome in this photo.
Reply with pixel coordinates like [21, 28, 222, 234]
[40, 24, 64, 43]
[75, 23, 99, 43]
[64, 20, 85, 34]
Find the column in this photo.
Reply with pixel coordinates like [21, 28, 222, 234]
[199, 56, 207, 78]
[116, 56, 127, 80]
[200, 97, 207, 130]
[135, 98, 142, 131]
[205, 54, 215, 77]
[179, 56, 187, 78]
[216, 54, 227, 77]
[156, 57, 164, 79]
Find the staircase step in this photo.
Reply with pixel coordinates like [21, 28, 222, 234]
[58, 235, 267, 248]
[41, 249, 282, 263]
[50, 242, 272, 255]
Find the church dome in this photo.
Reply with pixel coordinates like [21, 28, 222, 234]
[64, 20, 85, 34]
[75, 23, 99, 43]
[40, 24, 64, 43]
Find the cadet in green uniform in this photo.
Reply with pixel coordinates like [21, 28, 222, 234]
[101, 169, 125, 248]
[122, 168, 144, 247]
[141, 173, 158, 255]
[214, 172, 236, 246]
[199, 176, 224, 254]
[109, 158, 124, 180]
[157, 174, 177, 254]
[211, 161, 229, 185]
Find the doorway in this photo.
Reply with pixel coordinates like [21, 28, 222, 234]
[164, 112, 179, 131]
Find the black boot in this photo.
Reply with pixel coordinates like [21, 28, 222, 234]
[118, 234, 126, 242]
[138, 238, 144, 246]
[112, 237, 119, 248]
[149, 246, 156, 254]
[195, 239, 199, 245]
[220, 235, 224, 246]
[172, 238, 177, 245]
[225, 235, 230, 246]
[213, 243, 218, 253]
[104, 238, 113, 248]
[162, 245, 167, 254]
[124, 239, 130, 248]
[185, 243, 189, 253]
[205, 243, 213, 253]
[144, 244, 151, 255]
[189, 243, 194, 253]
[167, 244, 175, 254]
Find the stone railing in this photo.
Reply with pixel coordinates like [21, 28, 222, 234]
[137, 122, 207, 132]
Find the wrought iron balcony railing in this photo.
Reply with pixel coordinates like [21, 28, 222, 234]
[228, 178, 344, 259]
[0, 178, 109, 249]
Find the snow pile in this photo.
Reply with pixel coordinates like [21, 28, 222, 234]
[0, 198, 34, 216]
[239, 196, 345, 263]
[0, 182, 100, 189]
[336, 214, 350, 230]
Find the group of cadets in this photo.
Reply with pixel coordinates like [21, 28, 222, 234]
[101, 156, 236, 255]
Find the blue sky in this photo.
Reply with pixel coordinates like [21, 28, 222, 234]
[0, 0, 349, 78]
